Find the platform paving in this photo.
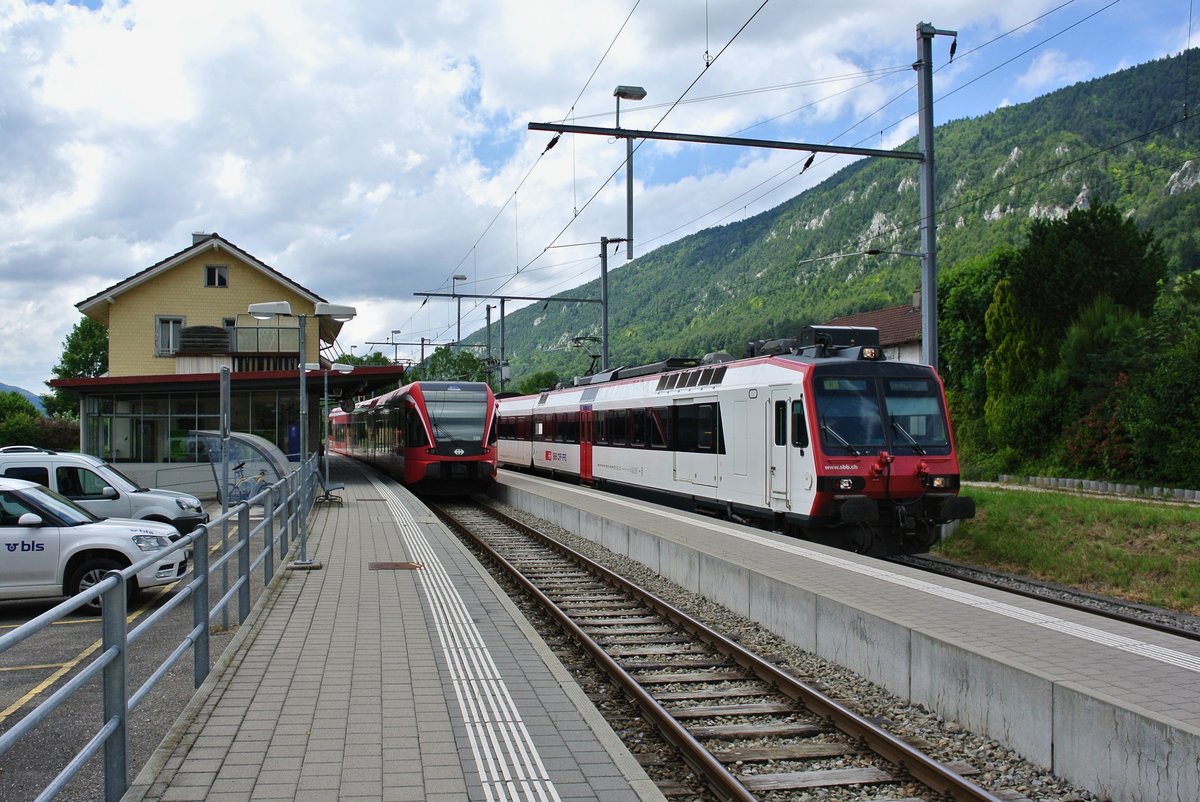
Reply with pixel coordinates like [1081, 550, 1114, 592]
[126, 460, 663, 802]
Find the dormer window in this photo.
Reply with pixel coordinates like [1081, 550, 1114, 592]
[205, 265, 228, 287]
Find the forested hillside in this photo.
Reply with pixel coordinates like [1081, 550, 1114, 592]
[462, 49, 1199, 486]
[472, 49, 1198, 379]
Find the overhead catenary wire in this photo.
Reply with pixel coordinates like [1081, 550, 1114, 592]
[398, 0, 1165, 361]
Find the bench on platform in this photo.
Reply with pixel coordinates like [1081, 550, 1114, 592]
[315, 472, 345, 504]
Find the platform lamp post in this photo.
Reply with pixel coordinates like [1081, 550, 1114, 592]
[452, 274, 468, 346]
[305, 361, 353, 502]
[248, 300, 356, 568]
[614, 85, 646, 260]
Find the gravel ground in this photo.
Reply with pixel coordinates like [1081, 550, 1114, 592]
[477, 498, 1099, 802]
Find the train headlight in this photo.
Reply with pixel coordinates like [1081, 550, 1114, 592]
[837, 478, 855, 491]
[860, 346, 882, 360]
[922, 475, 959, 490]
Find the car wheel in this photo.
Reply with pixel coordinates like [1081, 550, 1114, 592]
[68, 557, 136, 613]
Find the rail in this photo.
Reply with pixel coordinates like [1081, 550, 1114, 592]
[0, 455, 320, 801]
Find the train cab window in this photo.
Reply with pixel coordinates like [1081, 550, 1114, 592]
[882, 378, 950, 453]
[814, 377, 885, 453]
[791, 400, 809, 448]
[773, 401, 787, 447]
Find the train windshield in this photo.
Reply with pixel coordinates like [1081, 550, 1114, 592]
[422, 388, 490, 444]
[814, 376, 950, 456]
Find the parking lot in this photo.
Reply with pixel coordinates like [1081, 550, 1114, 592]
[0, 511, 270, 801]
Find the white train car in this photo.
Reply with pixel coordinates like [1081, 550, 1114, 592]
[496, 326, 974, 555]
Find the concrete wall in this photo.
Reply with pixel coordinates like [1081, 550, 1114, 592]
[490, 481, 1200, 802]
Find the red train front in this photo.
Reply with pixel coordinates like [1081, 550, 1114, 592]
[328, 381, 497, 494]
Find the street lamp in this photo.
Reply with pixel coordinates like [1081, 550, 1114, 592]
[305, 361, 353, 502]
[391, 329, 402, 364]
[614, 84, 646, 260]
[248, 300, 356, 567]
[452, 274, 468, 344]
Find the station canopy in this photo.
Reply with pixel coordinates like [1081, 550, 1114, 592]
[190, 430, 294, 498]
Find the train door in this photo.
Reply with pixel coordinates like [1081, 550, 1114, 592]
[768, 388, 790, 505]
[579, 406, 594, 484]
[673, 398, 718, 487]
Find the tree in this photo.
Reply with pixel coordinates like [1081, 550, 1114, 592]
[0, 391, 42, 447]
[339, 350, 391, 367]
[43, 317, 108, 419]
[1006, 203, 1166, 340]
[406, 347, 488, 382]
[515, 370, 561, 395]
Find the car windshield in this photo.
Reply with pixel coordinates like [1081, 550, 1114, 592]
[20, 484, 101, 526]
[99, 462, 143, 491]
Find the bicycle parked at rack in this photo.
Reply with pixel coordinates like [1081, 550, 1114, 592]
[224, 461, 268, 505]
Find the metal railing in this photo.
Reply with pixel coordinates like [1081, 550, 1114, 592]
[0, 457, 319, 801]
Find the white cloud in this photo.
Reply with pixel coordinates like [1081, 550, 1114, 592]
[1017, 49, 1092, 94]
[0, 0, 1181, 390]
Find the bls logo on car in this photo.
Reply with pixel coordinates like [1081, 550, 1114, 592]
[6, 541, 46, 552]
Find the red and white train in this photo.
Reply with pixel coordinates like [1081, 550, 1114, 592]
[327, 381, 497, 494]
[496, 326, 974, 555]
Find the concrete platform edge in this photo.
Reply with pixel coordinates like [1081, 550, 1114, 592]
[491, 475, 1200, 802]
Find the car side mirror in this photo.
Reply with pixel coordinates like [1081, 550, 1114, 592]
[17, 513, 43, 527]
[102, 487, 118, 499]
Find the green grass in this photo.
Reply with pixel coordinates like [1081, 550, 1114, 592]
[934, 487, 1200, 615]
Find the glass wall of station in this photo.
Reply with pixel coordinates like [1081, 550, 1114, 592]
[84, 389, 304, 464]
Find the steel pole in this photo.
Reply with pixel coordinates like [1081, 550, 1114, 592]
[600, 237, 610, 371]
[916, 22, 941, 369]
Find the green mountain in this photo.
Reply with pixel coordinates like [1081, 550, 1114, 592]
[472, 50, 1199, 382]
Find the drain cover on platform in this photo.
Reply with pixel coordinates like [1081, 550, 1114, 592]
[368, 561, 424, 570]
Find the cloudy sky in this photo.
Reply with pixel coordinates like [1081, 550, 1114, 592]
[0, 0, 1191, 394]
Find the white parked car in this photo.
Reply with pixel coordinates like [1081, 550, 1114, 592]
[0, 449, 207, 533]
[0, 477, 190, 611]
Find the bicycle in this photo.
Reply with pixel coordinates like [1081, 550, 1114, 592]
[224, 461, 268, 505]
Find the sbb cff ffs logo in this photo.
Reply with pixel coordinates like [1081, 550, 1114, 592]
[6, 541, 46, 552]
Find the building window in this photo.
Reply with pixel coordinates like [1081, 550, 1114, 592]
[156, 316, 184, 356]
[205, 265, 228, 287]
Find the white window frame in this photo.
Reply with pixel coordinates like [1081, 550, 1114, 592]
[205, 264, 228, 288]
[156, 316, 184, 356]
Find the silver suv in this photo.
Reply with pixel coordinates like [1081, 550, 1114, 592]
[0, 477, 189, 611]
[0, 449, 207, 533]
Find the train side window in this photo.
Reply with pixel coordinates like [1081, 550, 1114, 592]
[697, 404, 715, 451]
[649, 407, 668, 448]
[630, 409, 646, 447]
[610, 410, 628, 446]
[405, 407, 428, 447]
[791, 400, 809, 448]
[773, 401, 787, 446]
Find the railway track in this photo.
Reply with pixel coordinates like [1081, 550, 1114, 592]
[895, 554, 1200, 641]
[431, 499, 1011, 802]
